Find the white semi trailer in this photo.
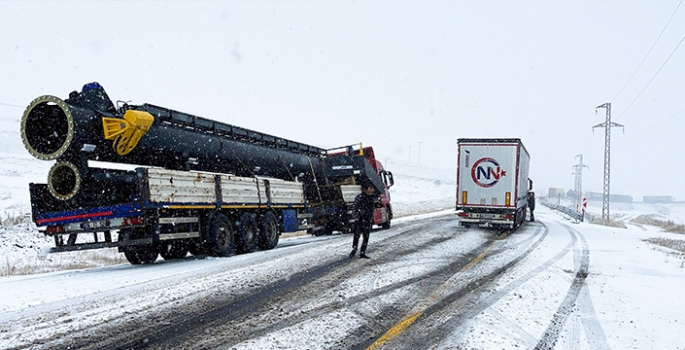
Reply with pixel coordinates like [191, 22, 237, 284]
[455, 138, 532, 230]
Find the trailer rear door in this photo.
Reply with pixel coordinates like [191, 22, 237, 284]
[457, 141, 520, 208]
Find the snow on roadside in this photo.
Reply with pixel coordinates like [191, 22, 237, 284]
[388, 159, 455, 217]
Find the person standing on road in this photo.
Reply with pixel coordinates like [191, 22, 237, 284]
[349, 183, 377, 259]
[527, 191, 536, 222]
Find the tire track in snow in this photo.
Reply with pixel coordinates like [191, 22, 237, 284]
[154, 215, 491, 349]
[576, 284, 610, 350]
[170, 219, 481, 349]
[18, 219, 434, 349]
[103, 217, 467, 349]
[7, 229, 376, 349]
[534, 223, 609, 350]
[532, 223, 587, 349]
[366, 222, 550, 349]
[421, 221, 600, 350]
[112, 255, 356, 350]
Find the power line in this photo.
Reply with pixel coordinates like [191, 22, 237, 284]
[613, 0, 683, 102]
[631, 108, 685, 134]
[617, 31, 685, 119]
[0, 102, 24, 108]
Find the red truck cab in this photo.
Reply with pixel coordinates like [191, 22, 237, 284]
[362, 147, 394, 228]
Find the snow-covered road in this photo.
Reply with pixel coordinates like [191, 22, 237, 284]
[2, 206, 684, 349]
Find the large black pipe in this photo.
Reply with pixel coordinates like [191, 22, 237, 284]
[21, 83, 330, 199]
[47, 161, 138, 201]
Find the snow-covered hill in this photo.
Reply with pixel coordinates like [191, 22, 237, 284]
[383, 158, 456, 216]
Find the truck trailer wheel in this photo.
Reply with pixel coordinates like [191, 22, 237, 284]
[381, 206, 393, 230]
[237, 212, 258, 254]
[514, 208, 524, 229]
[188, 240, 206, 257]
[258, 211, 279, 250]
[323, 221, 335, 236]
[206, 211, 237, 257]
[159, 242, 189, 260]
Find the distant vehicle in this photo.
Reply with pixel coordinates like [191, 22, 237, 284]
[20, 83, 394, 264]
[455, 138, 532, 230]
[643, 196, 674, 204]
[585, 192, 605, 201]
[610, 194, 633, 203]
[585, 192, 633, 203]
[548, 187, 565, 200]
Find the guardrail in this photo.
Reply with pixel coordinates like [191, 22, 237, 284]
[541, 200, 585, 222]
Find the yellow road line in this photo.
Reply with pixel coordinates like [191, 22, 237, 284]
[367, 232, 508, 350]
[368, 312, 423, 349]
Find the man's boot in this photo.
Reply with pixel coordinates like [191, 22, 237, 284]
[349, 248, 357, 258]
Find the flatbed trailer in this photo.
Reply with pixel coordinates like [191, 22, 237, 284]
[32, 167, 308, 263]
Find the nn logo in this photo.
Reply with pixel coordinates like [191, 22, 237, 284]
[470, 157, 506, 188]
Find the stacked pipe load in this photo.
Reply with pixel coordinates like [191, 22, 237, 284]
[20, 83, 329, 202]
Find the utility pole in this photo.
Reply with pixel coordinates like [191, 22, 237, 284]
[593, 103, 624, 221]
[417, 141, 422, 164]
[572, 154, 589, 213]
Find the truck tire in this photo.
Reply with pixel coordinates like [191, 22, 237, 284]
[323, 221, 335, 236]
[124, 246, 159, 265]
[311, 227, 324, 236]
[381, 206, 393, 230]
[206, 211, 236, 257]
[159, 242, 189, 260]
[188, 240, 206, 256]
[258, 211, 279, 250]
[514, 208, 524, 229]
[237, 212, 258, 254]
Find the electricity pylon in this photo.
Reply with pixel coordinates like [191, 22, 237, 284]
[593, 103, 624, 221]
[572, 154, 589, 213]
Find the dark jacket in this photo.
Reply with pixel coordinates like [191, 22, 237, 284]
[352, 192, 376, 225]
[527, 194, 536, 210]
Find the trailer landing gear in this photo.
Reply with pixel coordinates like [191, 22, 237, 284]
[120, 228, 158, 265]
[159, 242, 189, 260]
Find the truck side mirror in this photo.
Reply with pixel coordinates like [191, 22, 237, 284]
[381, 170, 394, 188]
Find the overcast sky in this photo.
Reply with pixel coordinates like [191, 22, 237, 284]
[1, 0, 684, 200]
